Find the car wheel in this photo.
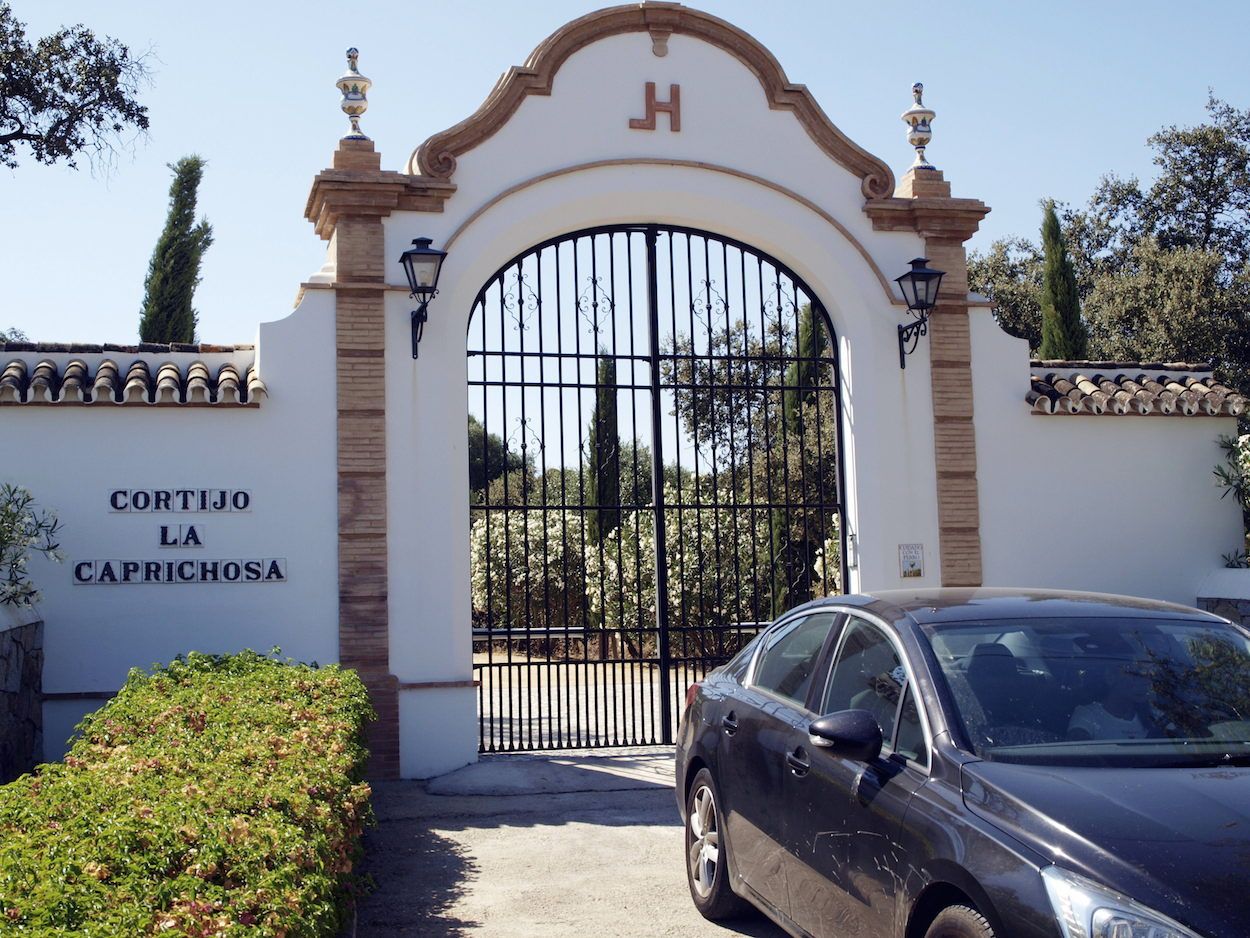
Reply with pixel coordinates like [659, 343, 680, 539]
[685, 767, 749, 920]
[924, 904, 995, 938]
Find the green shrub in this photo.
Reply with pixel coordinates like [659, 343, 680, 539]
[0, 650, 375, 936]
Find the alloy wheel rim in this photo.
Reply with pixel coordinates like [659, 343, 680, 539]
[688, 784, 721, 898]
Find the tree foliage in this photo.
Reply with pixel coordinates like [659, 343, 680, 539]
[586, 353, 621, 545]
[969, 95, 1250, 387]
[138, 156, 213, 344]
[1038, 201, 1088, 360]
[468, 414, 527, 498]
[967, 237, 1043, 349]
[1, 326, 26, 343]
[0, 483, 61, 606]
[469, 311, 842, 653]
[1142, 97, 1250, 272]
[662, 315, 790, 465]
[1214, 434, 1250, 561]
[782, 304, 828, 434]
[0, 2, 149, 171]
[1085, 241, 1249, 385]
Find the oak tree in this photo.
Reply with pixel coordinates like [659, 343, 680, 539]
[0, 2, 149, 171]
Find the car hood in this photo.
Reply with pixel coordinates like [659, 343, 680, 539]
[963, 762, 1250, 937]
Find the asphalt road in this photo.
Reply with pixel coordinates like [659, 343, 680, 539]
[354, 747, 786, 937]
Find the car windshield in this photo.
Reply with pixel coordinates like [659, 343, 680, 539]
[924, 616, 1250, 767]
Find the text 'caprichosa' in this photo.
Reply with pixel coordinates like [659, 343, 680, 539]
[74, 559, 287, 585]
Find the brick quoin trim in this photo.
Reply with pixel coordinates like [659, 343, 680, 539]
[866, 167, 989, 586]
[305, 138, 451, 778]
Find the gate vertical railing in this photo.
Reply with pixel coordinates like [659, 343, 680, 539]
[468, 225, 843, 752]
[644, 226, 675, 744]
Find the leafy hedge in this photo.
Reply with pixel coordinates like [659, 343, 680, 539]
[0, 650, 375, 936]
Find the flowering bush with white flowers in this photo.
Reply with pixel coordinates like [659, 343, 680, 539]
[469, 507, 591, 634]
[584, 474, 840, 659]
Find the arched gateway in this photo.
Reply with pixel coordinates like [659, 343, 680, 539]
[5, 4, 1242, 782]
[468, 224, 844, 750]
[300, 0, 1000, 775]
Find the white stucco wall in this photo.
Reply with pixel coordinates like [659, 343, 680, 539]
[970, 308, 1243, 604]
[1, 291, 339, 757]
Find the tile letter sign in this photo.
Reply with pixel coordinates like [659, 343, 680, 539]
[899, 543, 924, 579]
[73, 489, 286, 585]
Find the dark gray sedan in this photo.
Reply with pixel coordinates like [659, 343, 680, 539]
[675, 588, 1250, 938]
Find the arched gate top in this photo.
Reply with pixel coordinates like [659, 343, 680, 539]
[469, 222, 839, 347]
[409, 3, 895, 200]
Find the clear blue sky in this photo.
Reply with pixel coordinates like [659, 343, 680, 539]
[3, 1, 1247, 344]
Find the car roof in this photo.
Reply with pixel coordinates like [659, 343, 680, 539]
[796, 587, 1224, 628]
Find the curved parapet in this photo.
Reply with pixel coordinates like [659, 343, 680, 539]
[408, 3, 895, 200]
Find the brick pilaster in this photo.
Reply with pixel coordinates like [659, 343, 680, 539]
[865, 168, 989, 586]
[332, 143, 397, 776]
[304, 138, 454, 778]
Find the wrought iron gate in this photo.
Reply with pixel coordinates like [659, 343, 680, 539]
[468, 224, 845, 751]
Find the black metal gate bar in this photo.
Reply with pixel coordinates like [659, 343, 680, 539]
[645, 227, 674, 744]
[468, 224, 844, 752]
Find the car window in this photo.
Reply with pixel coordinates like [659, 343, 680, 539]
[895, 682, 927, 764]
[752, 613, 837, 706]
[722, 633, 763, 682]
[925, 616, 1250, 766]
[821, 617, 904, 747]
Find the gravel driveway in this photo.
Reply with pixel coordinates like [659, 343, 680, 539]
[354, 748, 785, 937]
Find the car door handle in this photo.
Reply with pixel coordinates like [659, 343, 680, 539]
[786, 747, 810, 777]
[721, 712, 738, 736]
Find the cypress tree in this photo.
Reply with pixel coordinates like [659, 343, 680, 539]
[1038, 201, 1088, 360]
[139, 156, 213, 343]
[772, 303, 830, 615]
[586, 353, 620, 546]
[782, 303, 828, 435]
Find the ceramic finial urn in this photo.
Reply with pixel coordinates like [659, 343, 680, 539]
[901, 82, 936, 170]
[337, 47, 371, 140]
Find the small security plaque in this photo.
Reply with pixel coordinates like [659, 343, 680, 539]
[899, 543, 924, 579]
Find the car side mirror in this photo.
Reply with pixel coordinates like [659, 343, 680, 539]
[808, 709, 884, 762]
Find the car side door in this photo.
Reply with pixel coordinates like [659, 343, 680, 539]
[716, 611, 842, 925]
[783, 614, 931, 938]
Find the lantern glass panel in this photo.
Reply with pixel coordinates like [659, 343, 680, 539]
[409, 256, 440, 291]
[920, 272, 941, 308]
[898, 275, 921, 309]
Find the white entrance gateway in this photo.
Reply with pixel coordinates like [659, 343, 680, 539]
[1, 4, 1243, 778]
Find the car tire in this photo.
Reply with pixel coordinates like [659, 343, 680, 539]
[685, 767, 750, 920]
[924, 904, 996, 938]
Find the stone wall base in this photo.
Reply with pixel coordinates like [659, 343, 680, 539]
[0, 616, 43, 783]
[1199, 596, 1250, 629]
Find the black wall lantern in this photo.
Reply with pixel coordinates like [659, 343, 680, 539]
[398, 237, 448, 359]
[895, 256, 945, 369]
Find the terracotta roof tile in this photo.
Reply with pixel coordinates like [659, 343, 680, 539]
[0, 356, 266, 406]
[0, 341, 255, 354]
[1028, 362, 1246, 417]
